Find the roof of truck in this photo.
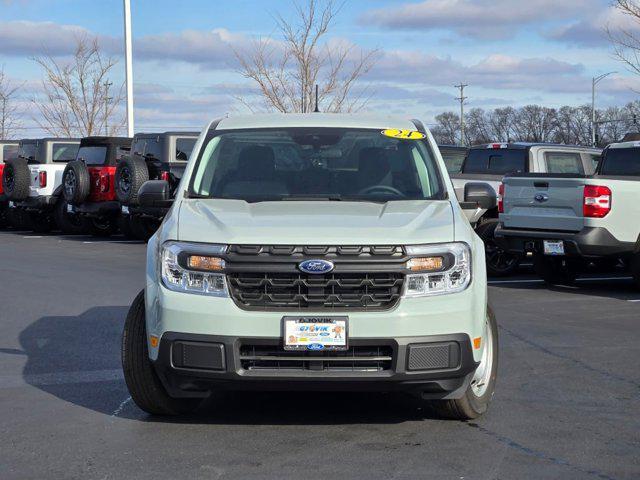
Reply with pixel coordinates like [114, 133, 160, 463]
[134, 131, 199, 139]
[213, 113, 422, 131]
[80, 136, 132, 147]
[20, 137, 81, 143]
[471, 142, 600, 151]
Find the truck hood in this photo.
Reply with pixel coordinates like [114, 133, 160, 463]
[177, 199, 454, 245]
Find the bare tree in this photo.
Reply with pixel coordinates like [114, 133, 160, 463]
[607, 1, 640, 77]
[33, 36, 123, 137]
[234, 0, 378, 113]
[431, 112, 461, 145]
[0, 67, 22, 139]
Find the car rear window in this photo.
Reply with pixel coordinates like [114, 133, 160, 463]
[76, 146, 108, 165]
[463, 148, 527, 174]
[439, 147, 467, 174]
[52, 143, 80, 163]
[1, 144, 18, 163]
[544, 152, 584, 174]
[132, 137, 162, 160]
[19, 143, 38, 163]
[599, 148, 640, 176]
[175, 137, 196, 161]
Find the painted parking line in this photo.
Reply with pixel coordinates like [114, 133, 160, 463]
[628, 299, 640, 303]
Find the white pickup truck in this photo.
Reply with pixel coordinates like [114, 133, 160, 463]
[451, 142, 601, 276]
[2, 138, 81, 233]
[495, 139, 640, 287]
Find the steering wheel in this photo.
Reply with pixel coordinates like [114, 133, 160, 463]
[358, 185, 406, 197]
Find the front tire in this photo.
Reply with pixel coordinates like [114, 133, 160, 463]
[54, 200, 86, 235]
[476, 219, 521, 277]
[431, 306, 499, 420]
[129, 215, 160, 241]
[122, 291, 202, 415]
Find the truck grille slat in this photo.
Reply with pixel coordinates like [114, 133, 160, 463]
[226, 244, 406, 311]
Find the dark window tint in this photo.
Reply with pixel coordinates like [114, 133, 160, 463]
[439, 147, 466, 174]
[145, 138, 162, 159]
[175, 137, 196, 161]
[544, 152, 584, 174]
[115, 146, 130, 161]
[589, 154, 601, 170]
[76, 146, 108, 165]
[19, 143, 38, 162]
[132, 139, 147, 156]
[599, 148, 640, 176]
[2, 144, 18, 163]
[463, 148, 527, 174]
[52, 143, 79, 162]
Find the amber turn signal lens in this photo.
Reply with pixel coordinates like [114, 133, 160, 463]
[407, 256, 444, 272]
[149, 335, 159, 348]
[473, 337, 482, 349]
[187, 255, 225, 271]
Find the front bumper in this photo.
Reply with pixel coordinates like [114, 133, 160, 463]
[71, 201, 120, 217]
[495, 224, 635, 258]
[10, 195, 57, 212]
[153, 332, 478, 399]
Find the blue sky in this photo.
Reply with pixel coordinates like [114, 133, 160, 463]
[1, 0, 639, 135]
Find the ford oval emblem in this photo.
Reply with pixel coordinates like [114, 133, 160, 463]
[534, 193, 549, 203]
[298, 259, 334, 275]
[307, 343, 324, 351]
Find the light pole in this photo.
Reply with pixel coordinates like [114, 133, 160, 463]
[591, 72, 615, 147]
[123, 0, 134, 137]
[455, 83, 468, 147]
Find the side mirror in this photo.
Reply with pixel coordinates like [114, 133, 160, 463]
[462, 182, 497, 210]
[138, 180, 171, 207]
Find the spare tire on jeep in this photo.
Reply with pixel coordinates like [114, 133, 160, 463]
[62, 160, 91, 205]
[2, 158, 30, 200]
[115, 157, 149, 205]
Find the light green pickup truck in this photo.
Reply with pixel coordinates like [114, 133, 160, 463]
[121, 113, 498, 420]
[495, 139, 640, 286]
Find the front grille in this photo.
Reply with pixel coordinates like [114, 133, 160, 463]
[228, 272, 404, 310]
[225, 244, 407, 311]
[239, 344, 393, 372]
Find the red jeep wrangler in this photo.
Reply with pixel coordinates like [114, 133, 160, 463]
[62, 136, 132, 236]
[0, 140, 20, 227]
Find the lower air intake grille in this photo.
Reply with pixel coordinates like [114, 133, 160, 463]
[239, 344, 393, 372]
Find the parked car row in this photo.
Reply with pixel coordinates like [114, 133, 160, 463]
[0, 132, 198, 239]
[495, 137, 640, 289]
[447, 142, 602, 276]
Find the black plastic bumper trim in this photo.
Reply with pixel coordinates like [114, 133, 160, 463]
[495, 224, 635, 258]
[152, 332, 478, 399]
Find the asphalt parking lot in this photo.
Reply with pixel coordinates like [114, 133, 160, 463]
[0, 230, 639, 480]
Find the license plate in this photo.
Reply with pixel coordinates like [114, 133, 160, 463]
[121, 205, 129, 214]
[543, 240, 565, 256]
[66, 204, 74, 213]
[283, 316, 348, 351]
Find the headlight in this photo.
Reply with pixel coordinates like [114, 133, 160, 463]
[403, 242, 471, 297]
[161, 241, 228, 296]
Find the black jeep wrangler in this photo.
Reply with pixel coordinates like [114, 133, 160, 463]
[0, 140, 19, 228]
[63, 136, 132, 236]
[115, 131, 198, 240]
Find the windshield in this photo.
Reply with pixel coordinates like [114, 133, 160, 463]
[189, 128, 444, 202]
[463, 148, 527, 175]
[599, 148, 640, 176]
[76, 146, 108, 165]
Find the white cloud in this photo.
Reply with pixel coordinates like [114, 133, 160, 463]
[361, 0, 600, 39]
[549, 6, 640, 47]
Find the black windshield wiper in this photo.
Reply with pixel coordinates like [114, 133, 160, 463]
[279, 195, 344, 201]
